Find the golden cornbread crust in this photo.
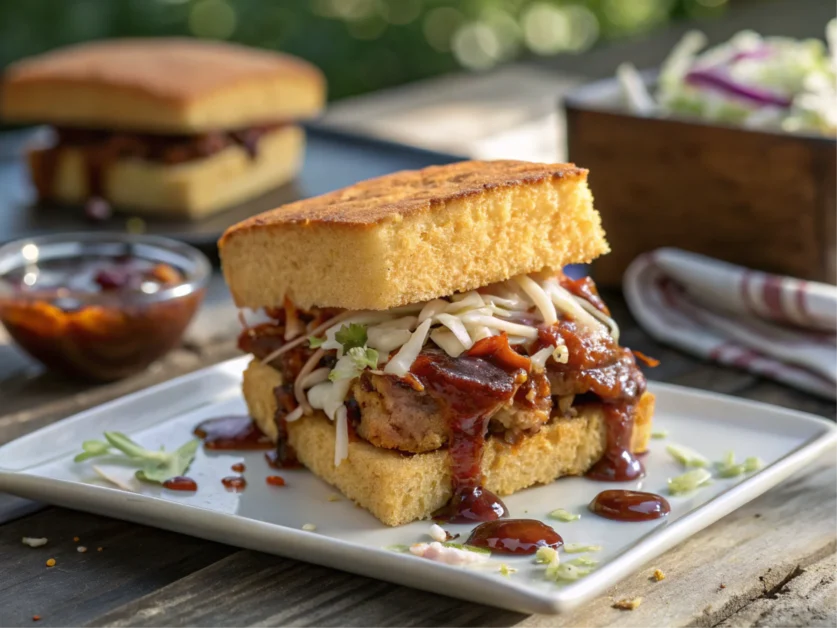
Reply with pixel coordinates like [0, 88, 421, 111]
[242, 359, 654, 527]
[29, 125, 304, 218]
[220, 160, 610, 310]
[1, 39, 325, 133]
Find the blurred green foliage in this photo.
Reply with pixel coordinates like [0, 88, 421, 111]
[0, 0, 729, 100]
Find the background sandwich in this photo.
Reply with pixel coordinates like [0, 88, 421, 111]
[1, 38, 325, 219]
[220, 160, 654, 526]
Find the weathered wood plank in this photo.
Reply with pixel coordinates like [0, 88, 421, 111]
[87, 551, 524, 628]
[715, 553, 836, 628]
[0, 508, 237, 627]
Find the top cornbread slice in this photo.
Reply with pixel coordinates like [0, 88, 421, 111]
[1, 39, 325, 133]
[219, 160, 609, 311]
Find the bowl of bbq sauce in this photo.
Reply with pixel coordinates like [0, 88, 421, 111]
[0, 232, 210, 381]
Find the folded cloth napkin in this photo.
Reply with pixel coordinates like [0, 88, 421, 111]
[624, 248, 837, 399]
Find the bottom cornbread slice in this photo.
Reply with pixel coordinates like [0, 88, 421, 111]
[243, 358, 654, 527]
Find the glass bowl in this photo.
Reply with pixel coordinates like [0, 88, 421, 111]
[0, 232, 210, 381]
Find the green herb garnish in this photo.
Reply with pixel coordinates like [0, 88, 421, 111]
[535, 546, 558, 564]
[666, 443, 710, 468]
[714, 452, 765, 477]
[651, 429, 668, 439]
[715, 450, 744, 478]
[568, 556, 598, 567]
[548, 561, 593, 582]
[328, 346, 379, 381]
[548, 508, 580, 522]
[309, 336, 325, 348]
[563, 543, 602, 554]
[499, 563, 517, 577]
[74, 432, 198, 484]
[743, 456, 764, 472]
[668, 467, 712, 495]
[335, 323, 368, 351]
[443, 542, 491, 555]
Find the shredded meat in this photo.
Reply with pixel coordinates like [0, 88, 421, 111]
[238, 297, 646, 455]
[352, 366, 551, 453]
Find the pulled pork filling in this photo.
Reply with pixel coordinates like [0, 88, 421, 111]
[31, 123, 285, 202]
[239, 271, 650, 522]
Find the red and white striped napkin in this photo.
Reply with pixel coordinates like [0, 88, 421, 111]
[624, 249, 837, 399]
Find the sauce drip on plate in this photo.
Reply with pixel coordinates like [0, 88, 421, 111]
[465, 519, 563, 555]
[162, 476, 197, 492]
[221, 476, 247, 492]
[194, 416, 273, 450]
[589, 490, 670, 521]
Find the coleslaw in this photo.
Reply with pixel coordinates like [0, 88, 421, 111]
[618, 20, 837, 136]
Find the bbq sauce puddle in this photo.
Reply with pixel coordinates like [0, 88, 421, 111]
[466, 519, 563, 555]
[194, 416, 273, 450]
[589, 490, 670, 521]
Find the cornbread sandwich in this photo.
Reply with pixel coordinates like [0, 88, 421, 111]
[220, 160, 655, 526]
[1, 39, 325, 218]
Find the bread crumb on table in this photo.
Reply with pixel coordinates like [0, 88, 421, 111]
[21, 538, 48, 548]
[77, 546, 87, 553]
[45, 558, 56, 568]
[613, 597, 643, 611]
[653, 569, 666, 581]
[32, 616, 41, 622]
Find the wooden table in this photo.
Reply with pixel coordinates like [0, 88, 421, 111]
[1, 280, 834, 627]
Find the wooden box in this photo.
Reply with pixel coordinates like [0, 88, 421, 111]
[565, 76, 836, 287]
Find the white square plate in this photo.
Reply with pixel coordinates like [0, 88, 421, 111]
[0, 356, 834, 614]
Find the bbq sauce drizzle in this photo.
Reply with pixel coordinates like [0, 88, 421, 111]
[411, 337, 528, 523]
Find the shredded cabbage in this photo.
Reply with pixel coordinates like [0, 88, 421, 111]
[384, 318, 432, 377]
[623, 22, 837, 137]
[666, 443, 710, 468]
[513, 275, 558, 325]
[334, 405, 349, 466]
[668, 468, 712, 495]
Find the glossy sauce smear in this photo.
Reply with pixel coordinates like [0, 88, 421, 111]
[589, 490, 670, 521]
[194, 416, 273, 451]
[465, 519, 563, 555]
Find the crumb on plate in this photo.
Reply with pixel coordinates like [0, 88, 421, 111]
[32, 616, 41, 622]
[327, 493, 341, 502]
[428, 523, 447, 543]
[21, 538, 48, 548]
[613, 597, 642, 611]
[45, 558, 56, 568]
[653, 569, 666, 581]
[302, 523, 317, 532]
